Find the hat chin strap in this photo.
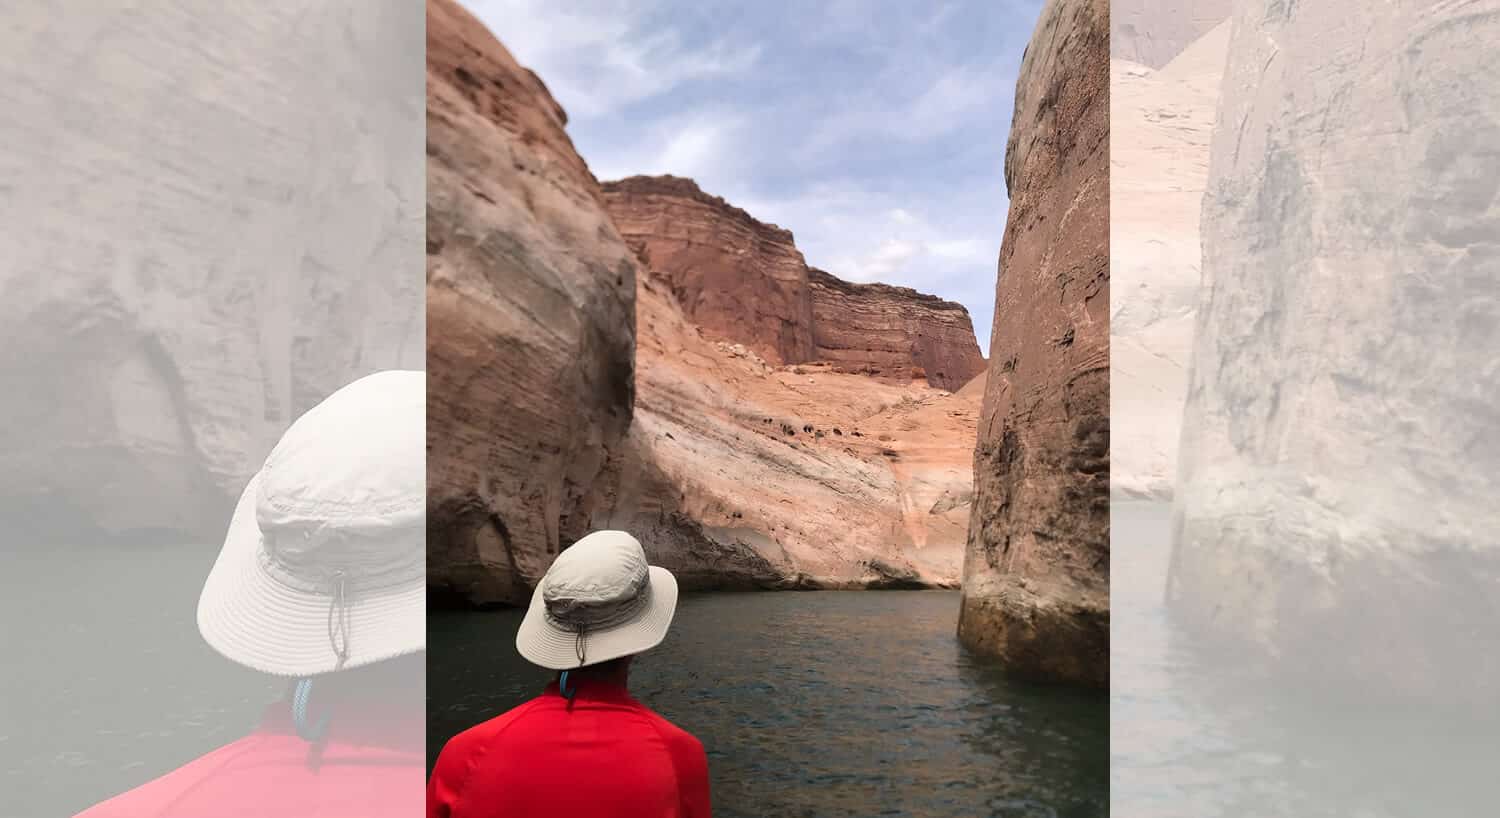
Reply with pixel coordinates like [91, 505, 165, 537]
[556, 624, 589, 706]
[326, 570, 351, 671]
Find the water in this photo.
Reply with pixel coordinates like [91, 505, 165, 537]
[430, 590, 1107, 817]
[1112, 501, 1500, 816]
[1, 543, 279, 818]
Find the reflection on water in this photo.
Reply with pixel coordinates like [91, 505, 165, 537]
[1, 544, 278, 818]
[1112, 501, 1500, 817]
[430, 590, 1107, 818]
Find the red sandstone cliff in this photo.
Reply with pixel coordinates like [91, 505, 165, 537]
[426, 2, 986, 602]
[426, 0, 637, 605]
[602, 175, 985, 391]
[601, 175, 815, 366]
[584, 269, 981, 590]
[808, 268, 985, 390]
[959, 0, 1110, 687]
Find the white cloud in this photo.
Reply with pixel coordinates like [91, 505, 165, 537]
[458, 0, 1035, 353]
[928, 238, 992, 264]
[798, 60, 1012, 159]
[589, 111, 746, 186]
[467, 0, 760, 119]
[855, 239, 923, 281]
[752, 189, 995, 285]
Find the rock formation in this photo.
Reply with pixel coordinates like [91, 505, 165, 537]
[602, 175, 986, 390]
[602, 175, 815, 366]
[1110, 0, 1230, 69]
[1169, 2, 1500, 704]
[426, 0, 637, 605]
[0, 2, 423, 541]
[1110, 22, 1229, 498]
[425, 5, 986, 603]
[958, 0, 1109, 687]
[807, 269, 986, 390]
[584, 270, 982, 591]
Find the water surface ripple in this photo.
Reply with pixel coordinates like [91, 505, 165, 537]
[430, 590, 1107, 818]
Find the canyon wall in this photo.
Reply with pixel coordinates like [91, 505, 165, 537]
[1169, 2, 1500, 704]
[603, 175, 985, 390]
[1110, 23, 1228, 498]
[426, 0, 637, 605]
[0, 2, 424, 541]
[584, 270, 982, 591]
[426, 8, 987, 603]
[959, 0, 1110, 687]
[1110, 0, 1230, 69]
[808, 269, 986, 390]
[601, 175, 815, 366]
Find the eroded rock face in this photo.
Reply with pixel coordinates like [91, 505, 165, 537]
[808, 269, 986, 391]
[0, 2, 424, 541]
[1110, 23, 1229, 499]
[426, 0, 636, 605]
[601, 175, 814, 366]
[585, 272, 981, 591]
[958, 0, 1110, 687]
[425, 9, 985, 603]
[1110, 0, 1230, 69]
[1169, 3, 1500, 704]
[602, 175, 985, 389]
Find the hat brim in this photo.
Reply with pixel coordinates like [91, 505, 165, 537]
[196, 472, 426, 676]
[515, 565, 678, 670]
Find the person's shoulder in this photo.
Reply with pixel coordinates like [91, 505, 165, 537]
[634, 704, 705, 756]
[437, 695, 553, 759]
[70, 735, 259, 817]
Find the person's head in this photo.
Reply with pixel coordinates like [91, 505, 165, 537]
[196, 370, 426, 683]
[515, 530, 678, 679]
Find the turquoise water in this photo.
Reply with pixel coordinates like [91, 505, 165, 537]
[430, 590, 1108, 817]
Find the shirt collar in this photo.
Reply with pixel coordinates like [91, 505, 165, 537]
[256, 697, 424, 749]
[543, 676, 637, 704]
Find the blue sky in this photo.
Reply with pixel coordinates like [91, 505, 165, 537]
[466, 0, 1045, 353]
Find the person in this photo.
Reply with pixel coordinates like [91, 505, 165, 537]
[74, 370, 427, 817]
[427, 530, 712, 818]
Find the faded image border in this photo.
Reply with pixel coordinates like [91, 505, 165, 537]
[1112, 1, 1500, 816]
[0, 3, 425, 817]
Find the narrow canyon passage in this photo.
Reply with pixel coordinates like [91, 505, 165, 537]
[423, 0, 1110, 813]
[430, 592, 1106, 818]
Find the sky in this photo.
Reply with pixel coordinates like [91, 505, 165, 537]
[466, 0, 1046, 353]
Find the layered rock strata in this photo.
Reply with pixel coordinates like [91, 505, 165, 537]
[958, 0, 1110, 687]
[426, 0, 637, 605]
[602, 175, 985, 390]
[585, 271, 982, 591]
[1169, 2, 1500, 704]
[808, 268, 986, 390]
[601, 175, 815, 366]
[426, 5, 988, 603]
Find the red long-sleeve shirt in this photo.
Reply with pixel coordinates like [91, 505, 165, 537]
[71, 699, 424, 817]
[428, 679, 712, 818]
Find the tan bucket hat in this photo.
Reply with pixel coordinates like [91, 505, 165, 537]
[516, 530, 679, 670]
[196, 370, 425, 676]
